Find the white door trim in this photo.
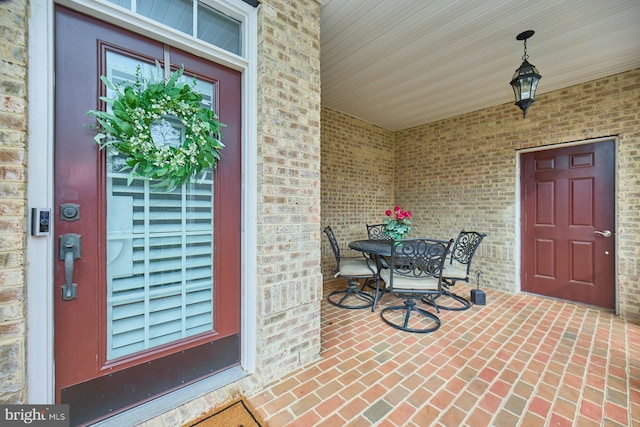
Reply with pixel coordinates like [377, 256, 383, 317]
[27, 0, 56, 404]
[27, 0, 258, 407]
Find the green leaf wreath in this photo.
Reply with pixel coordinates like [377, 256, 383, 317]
[87, 67, 224, 191]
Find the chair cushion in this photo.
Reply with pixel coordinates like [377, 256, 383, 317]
[335, 258, 375, 278]
[443, 262, 468, 280]
[379, 269, 439, 290]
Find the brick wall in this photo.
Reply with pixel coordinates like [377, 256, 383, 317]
[320, 108, 395, 278]
[0, 0, 27, 403]
[321, 68, 640, 321]
[253, 0, 323, 382]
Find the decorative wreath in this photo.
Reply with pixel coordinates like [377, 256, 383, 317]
[87, 67, 225, 191]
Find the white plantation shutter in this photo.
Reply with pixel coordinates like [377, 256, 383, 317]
[107, 173, 215, 359]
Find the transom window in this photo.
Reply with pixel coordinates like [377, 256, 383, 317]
[106, 0, 242, 55]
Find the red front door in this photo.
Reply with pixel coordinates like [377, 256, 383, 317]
[54, 7, 242, 425]
[521, 140, 615, 308]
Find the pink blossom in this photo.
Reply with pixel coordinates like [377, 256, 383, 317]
[384, 206, 412, 222]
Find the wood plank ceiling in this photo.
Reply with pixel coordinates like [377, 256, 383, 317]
[319, 0, 640, 130]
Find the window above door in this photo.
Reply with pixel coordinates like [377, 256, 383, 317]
[105, 0, 242, 55]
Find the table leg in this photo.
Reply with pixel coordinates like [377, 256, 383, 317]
[371, 254, 386, 311]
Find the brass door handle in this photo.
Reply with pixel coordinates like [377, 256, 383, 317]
[594, 230, 612, 238]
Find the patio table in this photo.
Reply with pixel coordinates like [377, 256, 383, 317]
[348, 239, 394, 311]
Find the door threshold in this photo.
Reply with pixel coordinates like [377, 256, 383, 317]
[521, 291, 616, 313]
[90, 366, 248, 427]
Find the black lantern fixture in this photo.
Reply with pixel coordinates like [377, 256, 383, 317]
[510, 30, 542, 118]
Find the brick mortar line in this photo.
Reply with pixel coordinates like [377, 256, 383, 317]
[568, 308, 606, 427]
[452, 294, 566, 426]
[451, 293, 543, 425]
[518, 302, 585, 427]
[367, 289, 531, 425]
[602, 313, 630, 426]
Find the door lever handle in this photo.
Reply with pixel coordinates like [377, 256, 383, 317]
[59, 233, 81, 300]
[594, 230, 612, 238]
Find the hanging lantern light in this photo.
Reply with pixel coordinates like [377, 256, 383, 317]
[510, 30, 542, 118]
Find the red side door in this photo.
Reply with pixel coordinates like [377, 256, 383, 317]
[521, 140, 615, 308]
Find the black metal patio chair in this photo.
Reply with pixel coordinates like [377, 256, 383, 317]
[364, 223, 394, 289]
[434, 230, 487, 311]
[366, 223, 395, 241]
[379, 238, 453, 333]
[324, 226, 377, 309]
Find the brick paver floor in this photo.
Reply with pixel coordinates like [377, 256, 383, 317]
[248, 280, 640, 426]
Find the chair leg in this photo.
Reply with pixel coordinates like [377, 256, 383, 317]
[364, 277, 377, 290]
[434, 290, 472, 311]
[370, 274, 387, 312]
[328, 279, 374, 309]
[431, 280, 471, 311]
[421, 294, 440, 313]
[380, 299, 441, 333]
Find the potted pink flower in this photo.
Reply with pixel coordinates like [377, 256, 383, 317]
[383, 206, 412, 239]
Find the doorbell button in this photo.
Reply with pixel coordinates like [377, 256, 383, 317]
[31, 208, 52, 236]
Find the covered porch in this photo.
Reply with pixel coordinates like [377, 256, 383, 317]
[5, 0, 640, 424]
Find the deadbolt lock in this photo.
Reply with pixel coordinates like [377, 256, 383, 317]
[60, 203, 80, 222]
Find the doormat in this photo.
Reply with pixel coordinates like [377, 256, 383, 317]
[185, 397, 265, 427]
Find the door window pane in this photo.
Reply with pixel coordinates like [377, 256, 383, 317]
[105, 51, 216, 360]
